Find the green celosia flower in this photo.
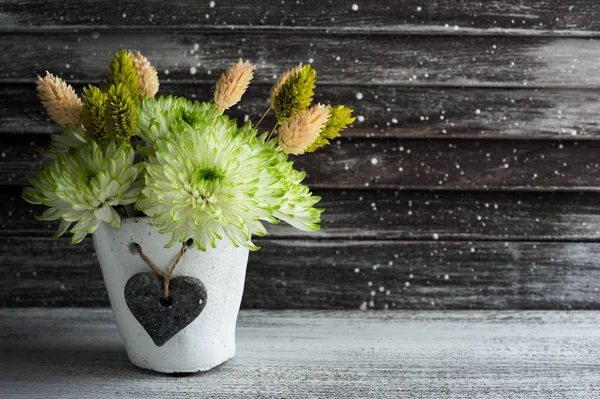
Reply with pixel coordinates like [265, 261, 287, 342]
[107, 49, 140, 104]
[136, 98, 322, 251]
[273, 64, 316, 123]
[81, 84, 108, 140]
[22, 141, 143, 244]
[76, 49, 140, 144]
[305, 105, 355, 153]
[103, 83, 138, 143]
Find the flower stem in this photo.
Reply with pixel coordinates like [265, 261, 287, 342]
[266, 124, 278, 142]
[254, 107, 271, 130]
[123, 204, 137, 218]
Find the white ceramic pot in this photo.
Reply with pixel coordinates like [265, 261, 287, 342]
[92, 217, 249, 373]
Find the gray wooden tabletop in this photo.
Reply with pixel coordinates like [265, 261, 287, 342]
[0, 308, 598, 398]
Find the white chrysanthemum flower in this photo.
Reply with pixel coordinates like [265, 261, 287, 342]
[136, 98, 323, 251]
[269, 152, 323, 231]
[137, 96, 220, 147]
[44, 127, 87, 157]
[22, 141, 144, 243]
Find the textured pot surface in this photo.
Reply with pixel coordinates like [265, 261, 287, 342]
[93, 217, 249, 373]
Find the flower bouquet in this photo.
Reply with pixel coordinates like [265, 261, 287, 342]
[23, 49, 354, 373]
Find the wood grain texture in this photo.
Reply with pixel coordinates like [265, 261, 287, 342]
[4, 83, 600, 139]
[2, 0, 600, 312]
[2, 0, 600, 34]
[1, 309, 599, 398]
[3, 237, 600, 309]
[5, 186, 600, 241]
[2, 134, 600, 190]
[2, 32, 600, 87]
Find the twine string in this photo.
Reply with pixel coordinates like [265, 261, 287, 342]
[134, 241, 191, 298]
[162, 242, 189, 298]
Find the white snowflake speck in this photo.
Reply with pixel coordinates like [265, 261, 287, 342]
[351, 4, 359, 11]
[356, 92, 363, 100]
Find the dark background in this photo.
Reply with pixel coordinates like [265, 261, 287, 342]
[1, 1, 600, 310]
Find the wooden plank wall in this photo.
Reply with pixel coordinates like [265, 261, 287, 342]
[1, 0, 600, 309]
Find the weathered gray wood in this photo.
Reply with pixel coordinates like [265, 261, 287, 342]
[1, 0, 599, 316]
[0, 308, 599, 398]
[2, 0, 600, 34]
[3, 134, 600, 190]
[3, 237, 600, 309]
[2, 32, 600, 87]
[4, 83, 600, 139]
[5, 186, 600, 241]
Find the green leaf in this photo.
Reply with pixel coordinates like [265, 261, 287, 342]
[104, 83, 137, 143]
[305, 105, 355, 153]
[273, 64, 316, 123]
[107, 49, 139, 104]
[81, 85, 108, 140]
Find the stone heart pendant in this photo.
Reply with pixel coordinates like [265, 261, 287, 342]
[124, 272, 208, 347]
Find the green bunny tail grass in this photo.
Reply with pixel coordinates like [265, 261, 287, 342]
[305, 105, 356, 153]
[107, 49, 140, 104]
[273, 64, 316, 123]
[104, 83, 138, 143]
[81, 84, 108, 140]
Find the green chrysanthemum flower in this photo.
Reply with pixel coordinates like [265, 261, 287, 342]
[137, 95, 221, 147]
[136, 97, 322, 251]
[44, 127, 87, 158]
[22, 141, 144, 244]
[268, 152, 323, 231]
